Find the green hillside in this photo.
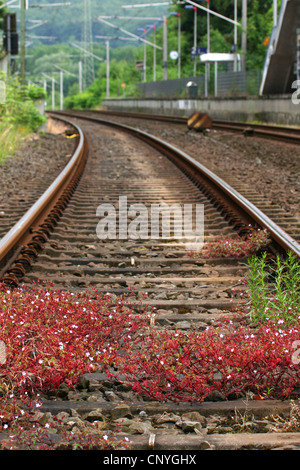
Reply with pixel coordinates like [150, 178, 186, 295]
[0, 1, 282, 108]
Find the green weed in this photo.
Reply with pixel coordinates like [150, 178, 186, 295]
[247, 252, 300, 325]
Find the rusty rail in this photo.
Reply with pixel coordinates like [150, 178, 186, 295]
[62, 109, 300, 145]
[52, 111, 300, 259]
[0, 116, 88, 285]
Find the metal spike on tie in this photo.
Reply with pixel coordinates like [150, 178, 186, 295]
[148, 433, 156, 450]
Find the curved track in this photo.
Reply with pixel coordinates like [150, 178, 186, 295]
[65, 108, 300, 144]
[1, 112, 300, 451]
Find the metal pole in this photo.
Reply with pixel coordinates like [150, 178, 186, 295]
[193, 6, 197, 76]
[153, 27, 156, 82]
[143, 40, 146, 81]
[207, 2, 210, 93]
[241, 0, 247, 72]
[106, 40, 110, 98]
[207, 2, 210, 53]
[79, 60, 83, 93]
[234, 0, 238, 72]
[7, 14, 11, 77]
[163, 16, 168, 80]
[20, 0, 26, 84]
[52, 77, 55, 110]
[60, 70, 63, 110]
[214, 61, 218, 97]
[178, 14, 181, 79]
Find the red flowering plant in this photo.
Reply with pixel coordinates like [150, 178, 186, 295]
[0, 276, 300, 412]
[0, 283, 149, 399]
[111, 318, 300, 403]
[188, 227, 270, 259]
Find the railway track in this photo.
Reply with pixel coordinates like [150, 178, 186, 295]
[65, 108, 300, 144]
[1, 112, 300, 451]
[66, 108, 300, 245]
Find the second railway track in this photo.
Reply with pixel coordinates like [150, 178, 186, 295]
[1, 112, 300, 451]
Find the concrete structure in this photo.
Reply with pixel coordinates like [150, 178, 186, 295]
[260, 0, 300, 95]
[0, 54, 8, 74]
[102, 96, 300, 126]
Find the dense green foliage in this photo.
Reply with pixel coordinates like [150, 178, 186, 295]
[3, 0, 282, 108]
[0, 74, 46, 129]
[175, 0, 280, 70]
[63, 0, 279, 108]
[0, 74, 46, 162]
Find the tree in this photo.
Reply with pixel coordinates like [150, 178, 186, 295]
[172, 0, 278, 70]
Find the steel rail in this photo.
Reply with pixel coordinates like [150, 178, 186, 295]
[52, 111, 300, 259]
[66, 109, 300, 144]
[0, 116, 88, 284]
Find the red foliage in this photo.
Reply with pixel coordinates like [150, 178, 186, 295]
[188, 228, 270, 258]
[0, 283, 148, 397]
[113, 318, 300, 402]
[1, 283, 299, 405]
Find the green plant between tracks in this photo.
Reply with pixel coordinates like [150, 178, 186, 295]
[247, 251, 300, 325]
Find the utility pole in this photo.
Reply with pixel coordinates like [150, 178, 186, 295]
[106, 40, 110, 98]
[79, 60, 83, 93]
[82, 0, 95, 89]
[59, 70, 63, 110]
[51, 77, 55, 109]
[153, 26, 156, 81]
[206, 3, 210, 94]
[163, 16, 167, 80]
[241, 0, 247, 72]
[20, 0, 26, 84]
[193, 6, 197, 76]
[143, 37, 147, 81]
[42, 73, 56, 109]
[137, 28, 147, 82]
[234, 0, 238, 72]
[178, 14, 181, 79]
[169, 12, 181, 79]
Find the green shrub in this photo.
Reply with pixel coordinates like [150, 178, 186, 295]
[1, 75, 46, 131]
[0, 74, 46, 163]
[247, 252, 300, 325]
[28, 85, 47, 101]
